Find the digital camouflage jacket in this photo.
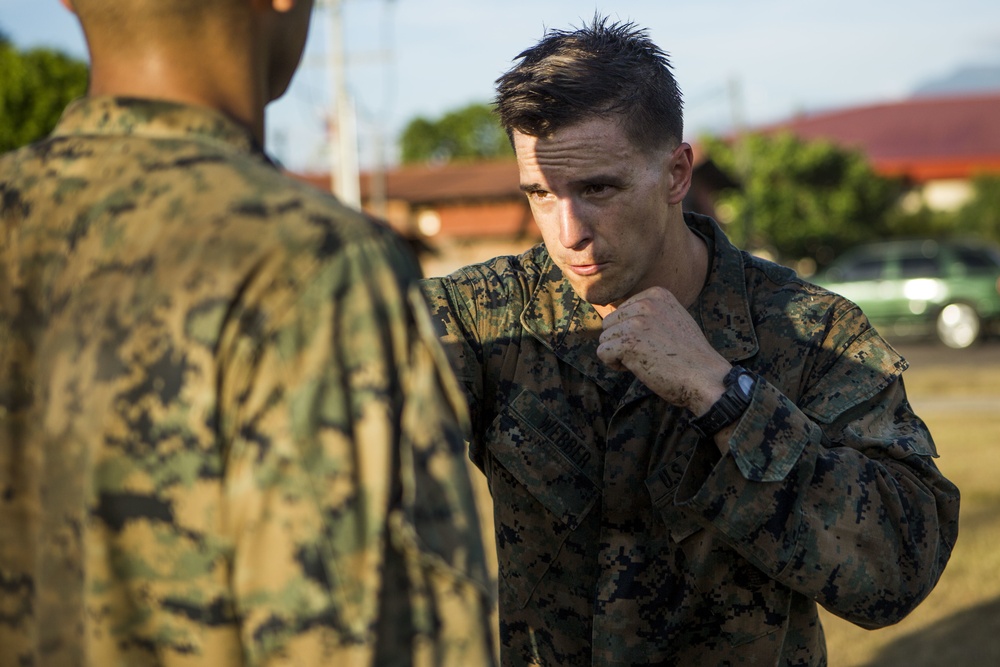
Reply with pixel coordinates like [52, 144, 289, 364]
[0, 97, 496, 667]
[421, 213, 960, 666]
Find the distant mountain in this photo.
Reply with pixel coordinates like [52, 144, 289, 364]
[912, 64, 1000, 97]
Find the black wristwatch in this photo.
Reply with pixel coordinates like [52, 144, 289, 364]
[690, 366, 756, 438]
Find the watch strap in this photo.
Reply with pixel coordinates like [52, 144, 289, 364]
[690, 366, 754, 438]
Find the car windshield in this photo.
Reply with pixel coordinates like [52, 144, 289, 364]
[829, 256, 883, 281]
[899, 254, 942, 278]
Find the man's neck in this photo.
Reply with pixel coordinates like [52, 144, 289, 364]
[591, 217, 709, 319]
[86, 45, 265, 144]
[676, 222, 712, 308]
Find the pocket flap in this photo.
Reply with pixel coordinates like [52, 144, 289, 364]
[485, 391, 598, 529]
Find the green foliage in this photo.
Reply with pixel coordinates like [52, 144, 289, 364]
[882, 203, 961, 240]
[400, 102, 512, 164]
[876, 174, 1000, 245]
[955, 174, 1000, 244]
[704, 132, 904, 267]
[0, 41, 89, 153]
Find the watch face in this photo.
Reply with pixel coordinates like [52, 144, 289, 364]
[737, 372, 756, 397]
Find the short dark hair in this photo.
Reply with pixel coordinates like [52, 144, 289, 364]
[494, 15, 684, 152]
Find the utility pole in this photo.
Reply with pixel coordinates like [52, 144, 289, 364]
[323, 0, 361, 209]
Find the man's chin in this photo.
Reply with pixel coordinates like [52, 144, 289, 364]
[563, 274, 626, 311]
[572, 285, 621, 314]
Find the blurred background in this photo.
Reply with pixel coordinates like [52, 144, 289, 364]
[3, 1, 999, 664]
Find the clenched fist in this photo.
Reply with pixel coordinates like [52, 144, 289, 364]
[597, 286, 733, 415]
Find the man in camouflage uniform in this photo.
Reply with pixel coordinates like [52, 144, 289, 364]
[421, 16, 960, 666]
[0, 1, 495, 665]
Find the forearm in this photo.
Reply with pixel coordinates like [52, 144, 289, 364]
[670, 379, 960, 627]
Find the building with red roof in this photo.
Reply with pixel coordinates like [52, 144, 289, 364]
[295, 159, 529, 238]
[762, 92, 1000, 211]
[294, 160, 534, 275]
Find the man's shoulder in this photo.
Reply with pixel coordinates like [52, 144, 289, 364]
[690, 213, 850, 320]
[218, 169, 421, 292]
[131, 138, 412, 267]
[741, 250, 856, 316]
[3, 130, 419, 306]
[427, 243, 549, 287]
[419, 244, 550, 331]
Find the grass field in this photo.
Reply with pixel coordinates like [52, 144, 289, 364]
[821, 360, 1000, 666]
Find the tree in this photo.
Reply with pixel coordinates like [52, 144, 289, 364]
[704, 132, 904, 267]
[399, 102, 512, 164]
[955, 174, 1000, 244]
[0, 39, 89, 153]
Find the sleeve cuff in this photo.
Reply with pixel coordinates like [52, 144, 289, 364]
[723, 380, 818, 483]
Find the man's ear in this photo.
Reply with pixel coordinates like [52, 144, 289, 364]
[667, 142, 694, 205]
[249, 0, 296, 12]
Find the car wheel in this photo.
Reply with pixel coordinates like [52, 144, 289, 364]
[936, 303, 981, 349]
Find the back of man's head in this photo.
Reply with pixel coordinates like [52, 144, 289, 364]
[494, 14, 684, 153]
[70, 0, 246, 52]
[63, 0, 315, 141]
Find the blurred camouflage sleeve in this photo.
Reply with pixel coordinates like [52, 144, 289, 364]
[215, 234, 496, 664]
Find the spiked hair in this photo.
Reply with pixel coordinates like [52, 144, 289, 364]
[495, 15, 684, 153]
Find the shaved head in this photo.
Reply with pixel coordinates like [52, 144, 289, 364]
[71, 0, 243, 20]
[70, 0, 247, 49]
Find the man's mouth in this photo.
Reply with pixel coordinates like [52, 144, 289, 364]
[567, 262, 605, 276]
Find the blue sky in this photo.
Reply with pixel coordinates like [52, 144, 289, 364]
[3, 0, 1000, 172]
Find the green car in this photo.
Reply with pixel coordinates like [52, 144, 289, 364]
[813, 238, 1000, 349]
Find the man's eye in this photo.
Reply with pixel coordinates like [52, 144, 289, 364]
[584, 184, 610, 196]
[528, 190, 551, 201]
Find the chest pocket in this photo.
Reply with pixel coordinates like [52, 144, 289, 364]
[483, 390, 600, 606]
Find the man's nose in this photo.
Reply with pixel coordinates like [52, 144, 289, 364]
[558, 200, 593, 250]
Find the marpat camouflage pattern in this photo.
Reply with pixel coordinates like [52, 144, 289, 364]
[421, 212, 960, 666]
[0, 97, 496, 666]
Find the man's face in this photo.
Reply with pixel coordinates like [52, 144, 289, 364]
[514, 116, 690, 312]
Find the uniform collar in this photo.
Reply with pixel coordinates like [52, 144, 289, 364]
[50, 96, 268, 160]
[520, 256, 631, 395]
[520, 213, 759, 397]
[686, 212, 759, 363]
